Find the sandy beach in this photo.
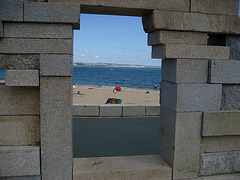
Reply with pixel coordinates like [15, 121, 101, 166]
[73, 85, 160, 104]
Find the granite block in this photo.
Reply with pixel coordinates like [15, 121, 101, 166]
[191, 0, 239, 16]
[159, 106, 201, 179]
[0, 176, 41, 180]
[148, 30, 207, 46]
[202, 111, 240, 136]
[24, 2, 80, 29]
[122, 105, 145, 117]
[73, 155, 172, 180]
[0, 21, 3, 38]
[0, 54, 39, 70]
[40, 77, 72, 180]
[221, 85, 240, 110]
[6, 70, 39, 86]
[0, 116, 40, 146]
[0, 39, 72, 54]
[40, 54, 72, 76]
[227, 16, 240, 34]
[143, 10, 227, 33]
[162, 59, 208, 84]
[0, 86, 40, 115]
[201, 136, 240, 154]
[0, 146, 40, 177]
[161, 82, 222, 112]
[0, 2, 23, 22]
[226, 35, 240, 60]
[152, 44, 230, 59]
[200, 151, 240, 176]
[4, 23, 72, 39]
[145, 104, 160, 116]
[100, 105, 122, 117]
[209, 60, 240, 83]
[72, 105, 99, 117]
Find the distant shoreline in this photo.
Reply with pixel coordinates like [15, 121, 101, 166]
[73, 62, 160, 68]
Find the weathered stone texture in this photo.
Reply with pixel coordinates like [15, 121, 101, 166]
[148, 30, 207, 46]
[159, 106, 201, 179]
[122, 105, 145, 117]
[40, 54, 72, 76]
[0, 86, 40, 115]
[0, 146, 40, 177]
[0, 21, 3, 38]
[100, 105, 122, 117]
[152, 44, 229, 59]
[201, 136, 240, 154]
[24, 2, 80, 29]
[40, 77, 72, 180]
[0, 54, 39, 70]
[4, 23, 73, 39]
[227, 16, 240, 35]
[72, 105, 99, 117]
[200, 151, 240, 176]
[162, 59, 208, 84]
[0, 116, 40, 146]
[221, 85, 240, 110]
[191, 0, 239, 16]
[161, 82, 222, 112]
[209, 60, 240, 83]
[0, 39, 72, 54]
[226, 35, 240, 60]
[202, 111, 240, 136]
[145, 104, 160, 116]
[6, 70, 39, 86]
[0, 2, 23, 22]
[73, 155, 172, 180]
[0, 176, 41, 180]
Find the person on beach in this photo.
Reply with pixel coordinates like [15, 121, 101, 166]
[75, 91, 84, 96]
[154, 83, 158, 90]
[114, 83, 122, 91]
[73, 83, 76, 89]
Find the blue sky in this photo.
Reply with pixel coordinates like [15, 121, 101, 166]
[73, 3, 240, 66]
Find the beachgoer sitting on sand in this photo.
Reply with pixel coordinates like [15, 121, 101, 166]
[73, 83, 76, 89]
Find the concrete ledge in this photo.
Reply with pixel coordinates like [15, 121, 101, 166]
[73, 104, 100, 117]
[40, 54, 72, 76]
[0, 146, 40, 177]
[200, 151, 240, 176]
[0, 2, 23, 22]
[73, 155, 172, 180]
[152, 44, 230, 59]
[6, 70, 39, 86]
[123, 105, 145, 117]
[202, 111, 240, 136]
[0, 116, 40, 146]
[145, 104, 160, 116]
[100, 105, 122, 117]
[24, 2, 80, 29]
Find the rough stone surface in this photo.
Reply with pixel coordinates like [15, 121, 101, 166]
[6, 70, 39, 86]
[40, 77, 72, 180]
[0, 116, 40, 146]
[4, 23, 72, 39]
[200, 151, 240, 176]
[148, 30, 207, 46]
[209, 60, 240, 83]
[227, 16, 240, 35]
[202, 111, 240, 136]
[162, 59, 208, 84]
[0, 146, 40, 177]
[0, 2, 23, 22]
[201, 136, 240, 154]
[226, 35, 240, 60]
[73, 155, 172, 180]
[122, 105, 145, 117]
[221, 85, 240, 110]
[100, 105, 122, 117]
[0, 21, 3, 38]
[145, 104, 160, 116]
[152, 44, 230, 59]
[161, 82, 222, 112]
[191, 173, 240, 180]
[0, 86, 40, 115]
[40, 54, 72, 76]
[159, 106, 201, 179]
[72, 105, 99, 117]
[0, 54, 39, 70]
[0, 176, 41, 180]
[191, 0, 239, 16]
[24, 2, 80, 29]
[0, 39, 72, 54]
[143, 10, 228, 33]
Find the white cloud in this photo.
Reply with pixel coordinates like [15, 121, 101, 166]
[95, 56, 100, 58]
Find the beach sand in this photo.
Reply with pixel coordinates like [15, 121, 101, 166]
[73, 85, 160, 104]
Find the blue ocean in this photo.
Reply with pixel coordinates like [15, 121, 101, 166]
[73, 66, 161, 90]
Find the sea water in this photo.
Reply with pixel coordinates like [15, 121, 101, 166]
[73, 66, 161, 90]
